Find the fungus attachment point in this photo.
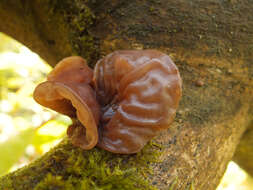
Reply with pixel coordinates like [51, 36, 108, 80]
[33, 57, 100, 150]
[33, 50, 182, 154]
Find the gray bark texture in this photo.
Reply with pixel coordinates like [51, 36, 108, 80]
[0, 0, 252, 190]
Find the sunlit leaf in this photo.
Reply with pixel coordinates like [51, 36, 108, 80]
[37, 120, 68, 137]
[39, 139, 62, 154]
[7, 78, 25, 89]
[32, 134, 59, 147]
[0, 128, 36, 176]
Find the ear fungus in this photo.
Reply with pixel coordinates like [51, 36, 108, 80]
[33, 50, 182, 154]
[33, 56, 100, 149]
[94, 50, 182, 153]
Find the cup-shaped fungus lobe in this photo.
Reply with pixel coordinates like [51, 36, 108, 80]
[33, 50, 182, 154]
[94, 50, 182, 153]
[33, 56, 100, 150]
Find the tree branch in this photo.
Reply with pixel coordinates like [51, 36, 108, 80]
[0, 0, 252, 189]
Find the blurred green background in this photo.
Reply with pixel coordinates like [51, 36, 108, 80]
[0, 32, 252, 189]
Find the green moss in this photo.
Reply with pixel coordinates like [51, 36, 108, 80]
[168, 177, 178, 190]
[0, 139, 161, 190]
[67, 3, 99, 65]
[167, 178, 195, 190]
[34, 173, 73, 190]
[44, 0, 99, 66]
[34, 141, 160, 190]
[186, 181, 195, 190]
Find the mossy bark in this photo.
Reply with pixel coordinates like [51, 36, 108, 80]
[0, 0, 252, 189]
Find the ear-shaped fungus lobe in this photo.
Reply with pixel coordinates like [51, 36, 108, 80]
[33, 57, 100, 150]
[94, 50, 182, 154]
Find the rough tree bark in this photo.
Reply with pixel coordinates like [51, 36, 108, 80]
[0, 0, 252, 189]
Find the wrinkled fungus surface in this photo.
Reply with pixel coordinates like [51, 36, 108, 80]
[33, 50, 182, 154]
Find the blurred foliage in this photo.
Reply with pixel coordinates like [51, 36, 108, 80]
[0, 32, 252, 189]
[0, 128, 35, 175]
[0, 32, 71, 177]
[217, 162, 253, 190]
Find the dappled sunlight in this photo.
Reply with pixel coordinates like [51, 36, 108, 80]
[39, 139, 63, 154]
[0, 33, 71, 176]
[217, 162, 253, 190]
[0, 113, 16, 142]
[37, 119, 69, 137]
